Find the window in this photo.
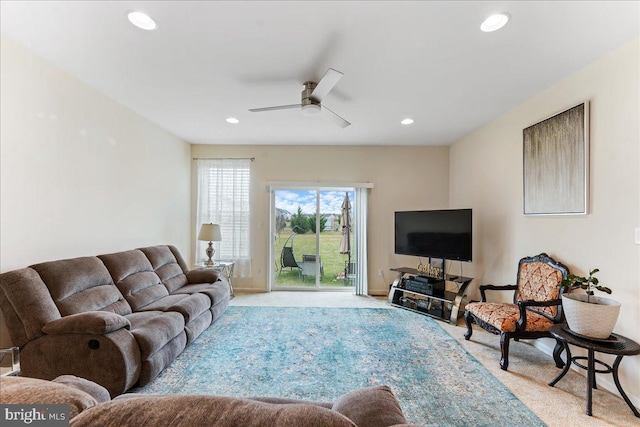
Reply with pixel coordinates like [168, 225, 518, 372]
[268, 182, 371, 295]
[196, 159, 251, 277]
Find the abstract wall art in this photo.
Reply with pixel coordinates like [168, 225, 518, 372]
[523, 102, 589, 215]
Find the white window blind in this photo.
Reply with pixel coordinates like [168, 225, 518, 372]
[196, 159, 251, 277]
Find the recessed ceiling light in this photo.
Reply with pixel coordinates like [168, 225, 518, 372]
[127, 11, 157, 31]
[226, 117, 239, 124]
[480, 13, 510, 32]
[401, 118, 414, 125]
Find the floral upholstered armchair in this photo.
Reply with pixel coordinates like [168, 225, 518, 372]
[464, 253, 569, 370]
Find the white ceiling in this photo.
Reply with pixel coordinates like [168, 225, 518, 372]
[1, 1, 638, 146]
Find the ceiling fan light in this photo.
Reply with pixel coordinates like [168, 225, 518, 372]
[302, 104, 321, 116]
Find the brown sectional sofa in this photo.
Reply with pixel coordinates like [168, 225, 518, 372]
[0, 245, 230, 397]
[0, 375, 419, 427]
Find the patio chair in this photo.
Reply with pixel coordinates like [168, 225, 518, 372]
[278, 233, 302, 276]
[464, 253, 569, 371]
[301, 254, 324, 282]
[344, 259, 356, 286]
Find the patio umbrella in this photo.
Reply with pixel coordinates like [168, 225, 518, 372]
[339, 193, 352, 267]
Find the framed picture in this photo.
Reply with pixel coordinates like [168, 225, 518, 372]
[523, 102, 589, 215]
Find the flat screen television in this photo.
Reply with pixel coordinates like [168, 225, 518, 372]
[394, 209, 472, 261]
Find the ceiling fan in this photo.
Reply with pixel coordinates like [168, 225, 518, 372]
[249, 68, 351, 128]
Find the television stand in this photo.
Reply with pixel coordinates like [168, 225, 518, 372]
[388, 267, 473, 324]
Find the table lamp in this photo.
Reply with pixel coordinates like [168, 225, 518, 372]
[198, 223, 222, 266]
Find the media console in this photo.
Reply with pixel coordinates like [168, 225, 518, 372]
[388, 267, 473, 324]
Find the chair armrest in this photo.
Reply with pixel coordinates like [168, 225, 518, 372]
[515, 299, 562, 330]
[519, 299, 562, 309]
[42, 311, 130, 335]
[478, 284, 518, 302]
[186, 268, 220, 284]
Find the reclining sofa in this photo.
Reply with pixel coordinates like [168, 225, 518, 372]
[1, 375, 418, 427]
[0, 245, 230, 397]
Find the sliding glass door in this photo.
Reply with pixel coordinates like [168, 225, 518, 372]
[271, 187, 355, 290]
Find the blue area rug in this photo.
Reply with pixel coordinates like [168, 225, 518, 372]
[131, 306, 545, 426]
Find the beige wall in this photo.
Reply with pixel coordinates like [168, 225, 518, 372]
[449, 38, 640, 407]
[0, 37, 192, 346]
[191, 144, 450, 295]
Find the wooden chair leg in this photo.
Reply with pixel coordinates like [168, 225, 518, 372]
[500, 333, 510, 371]
[464, 311, 474, 340]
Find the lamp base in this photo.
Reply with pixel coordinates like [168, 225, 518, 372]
[205, 242, 215, 266]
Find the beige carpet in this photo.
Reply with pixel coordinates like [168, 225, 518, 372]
[231, 292, 639, 427]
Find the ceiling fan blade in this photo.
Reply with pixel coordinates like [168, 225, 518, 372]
[309, 68, 343, 103]
[249, 104, 301, 112]
[321, 105, 351, 129]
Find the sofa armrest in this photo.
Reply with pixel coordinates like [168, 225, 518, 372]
[0, 376, 99, 420]
[332, 385, 407, 427]
[186, 268, 220, 284]
[42, 311, 130, 335]
[22, 328, 141, 398]
[52, 375, 111, 403]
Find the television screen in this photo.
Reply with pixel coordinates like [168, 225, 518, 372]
[394, 209, 472, 261]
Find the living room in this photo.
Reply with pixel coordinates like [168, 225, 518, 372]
[1, 1, 639, 426]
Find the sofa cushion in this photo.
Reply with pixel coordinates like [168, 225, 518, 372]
[69, 395, 357, 427]
[250, 396, 333, 409]
[136, 294, 210, 324]
[99, 250, 169, 311]
[173, 282, 229, 306]
[42, 311, 131, 335]
[331, 385, 407, 427]
[32, 257, 131, 316]
[139, 245, 189, 293]
[0, 376, 99, 420]
[52, 375, 111, 403]
[125, 311, 185, 359]
[465, 302, 554, 333]
[135, 294, 188, 312]
[186, 268, 220, 284]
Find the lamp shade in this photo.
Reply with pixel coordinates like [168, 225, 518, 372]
[198, 223, 222, 242]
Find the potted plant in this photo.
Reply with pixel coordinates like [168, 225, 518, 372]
[560, 269, 620, 339]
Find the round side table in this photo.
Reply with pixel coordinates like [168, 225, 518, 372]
[548, 323, 640, 417]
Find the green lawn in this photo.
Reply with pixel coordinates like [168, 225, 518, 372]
[274, 229, 353, 287]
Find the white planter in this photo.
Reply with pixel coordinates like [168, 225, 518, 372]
[562, 294, 620, 339]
